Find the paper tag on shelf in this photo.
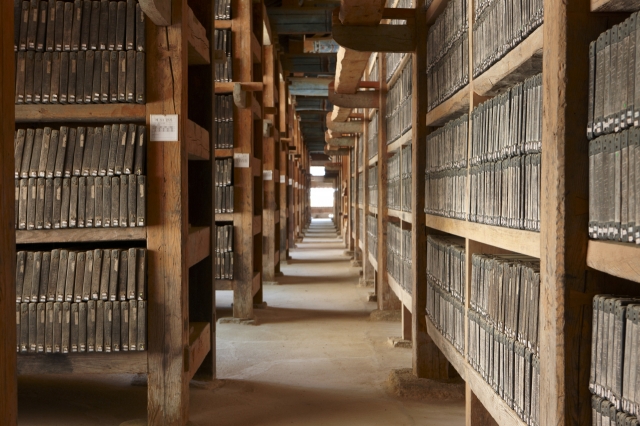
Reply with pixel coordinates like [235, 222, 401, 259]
[280, 175, 286, 183]
[295, 182, 299, 188]
[263, 170, 273, 181]
[233, 153, 250, 168]
[288, 178, 293, 185]
[150, 115, 179, 141]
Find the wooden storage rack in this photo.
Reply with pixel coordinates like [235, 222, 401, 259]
[213, 0, 265, 319]
[10, 1, 218, 423]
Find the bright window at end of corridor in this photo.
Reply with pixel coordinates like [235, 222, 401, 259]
[310, 166, 325, 176]
[311, 188, 334, 207]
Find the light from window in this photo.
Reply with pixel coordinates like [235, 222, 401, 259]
[310, 166, 325, 176]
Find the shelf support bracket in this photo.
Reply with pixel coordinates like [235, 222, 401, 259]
[325, 134, 356, 147]
[328, 82, 379, 109]
[138, 0, 171, 26]
[331, 9, 416, 53]
[233, 83, 248, 109]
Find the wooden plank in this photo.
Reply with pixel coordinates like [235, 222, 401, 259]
[335, 48, 372, 94]
[330, 105, 354, 122]
[145, 0, 190, 420]
[539, 1, 606, 424]
[187, 226, 211, 268]
[251, 33, 262, 64]
[368, 154, 378, 166]
[339, 0, 385, 24]
[187, 7, 210, 65]
[368, 251, 378, 271]
[473, 26, 543, 97]
[425, 0, 448, 25]
[369, 205, 378, 215]
[16, 228, 147, 244]
[328, 86, 379, 109]
[388, 208, 412, 224]
[326, 115, 365, 133]
[215, 149, 234, 158]
[15, 104, 146, 123]
[215, 82, 264, 93]
[591, 0, 640, 11]
[426, 318, 526, 426]
[386, 129, 413, 154]
[17, 352, 148, 375]
[387, 273, 413, 314]
[0, 0, 17, 419]
[139, 0, 171, 26]
[424, 214, 540, 258]
[326, 136, 356, 147]
[186, 119, 210, 161]
[215, 20, 232, 30]
[425, 86, 470, 127]
[216, 213, 234, 222]
[215, 280, 234, 290]
[332, 18, 416, 53]
[587, 240, 640, 284]
[187, 322, 211, 381]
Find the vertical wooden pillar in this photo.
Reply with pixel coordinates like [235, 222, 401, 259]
[540, 0, 607, 424]
[0, 0, 17, 421]
[412, 0, 447, 379]
[263, 45, 277, 283]
[466, 385, 498, 426]
[279, 78, 289, 262]
[146, 0, 190, 421]
[402, 305, 412, 342]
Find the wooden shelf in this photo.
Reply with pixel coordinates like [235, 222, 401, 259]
[17, 351, 147, 375]
[187, 119, 210, 161]
[425, 0, 448, 25]
[215, 213, 234, 222]
[388, 273, 412, 314]
[368, 252, 378, 271]
[368, 154, 379, 166]
[473, 26, 543, 97]
[215, 280, 234, 290]
[424, 214, 540, 258]
[587, 240, 640, 283]
[386, 129, 413, 154]
[15, 104, 146, 123]
[591, 0, 640, 11]
[426, 86, 470, 127]
[16, 227, 147, 245]
[187, 227, 211, 268]
[369, 205, 378, 215]
[387, 52, 412, 89]
[215, 20, 232, 29]
[214, 82, 264, 94]
[426, 317, 527, 426]
[187, 7, 210, 65]
[187, 322, 211, 381]
[215, 149, 234, 158]
[388, 209, 412, 224]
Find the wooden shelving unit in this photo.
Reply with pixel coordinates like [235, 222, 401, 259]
[214, 0, 265, 319]
[9, 1, 218, 423]
[586, 240, 640, 283]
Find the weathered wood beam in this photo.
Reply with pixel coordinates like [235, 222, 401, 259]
[325, 114, 364, 133]
[330, 105, 353, 122]
[233, 83, 247, 109]
[187, 7, 210, 65]
[325, 135, 356, 147]
[335, 47, 371, 94]
[324, 146, 351, 156]
[139, 0, 170, 26]
[332, 9, 416, 53]
[325, 162, 342, 170]
[339, 0, 385, 24]
[328, 82, 379, 108]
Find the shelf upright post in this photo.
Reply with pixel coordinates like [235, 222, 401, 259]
[413, 0, 449, 379]
[0, 0, 17, 421]
[540, 0, 611, 424]
[263, 44, 278, 283]
[279, 72, 290, 262]
[145, 0, 191, 421]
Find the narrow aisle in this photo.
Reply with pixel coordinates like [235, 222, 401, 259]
[192, 219, 465, 426]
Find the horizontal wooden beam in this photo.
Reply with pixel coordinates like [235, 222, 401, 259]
[138, 0, 170, 26]
[324, 147, 350, 156]
[332, 10, 415, 53]
[325, 135, 355, 147]
[18, 352, 147, 375]
[330, 106, 353, 122]
[325, 113, 364, 133]
[325, 162, 342, 170]
[328, 82, 379, 108]
[381, 8, 415, 21]
[339, 0, 385, 25]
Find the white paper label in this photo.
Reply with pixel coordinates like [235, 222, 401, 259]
[150, 115, 179, 142]
[295, 182, 299, 188]
[263, 170, 273, 181]
[288, 179, 293, 185]
[280, 175, 286, 183]
[233, 153, 250, 168]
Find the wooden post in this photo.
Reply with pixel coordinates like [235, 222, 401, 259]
[0, 0, 17, 421]
[263, 45, 278, 283]
[412, 0, 447, 379]
[146, 0, 190, 421]
[466, 385, 498, 426]
[540, 0, 610, 424]
[402, 305, 412, 342]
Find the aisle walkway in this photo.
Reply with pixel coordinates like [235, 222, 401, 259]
[196, 218, 465, 426]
